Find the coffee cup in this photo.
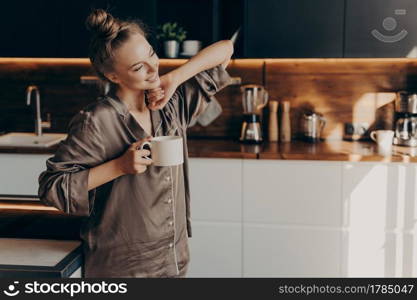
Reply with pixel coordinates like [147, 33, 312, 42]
[139, 136, 183, 166]
[370, 130, 394, 156]
[182, 40, 202, 55]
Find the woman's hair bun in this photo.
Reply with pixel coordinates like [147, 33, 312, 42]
[85, 8, 120, 39]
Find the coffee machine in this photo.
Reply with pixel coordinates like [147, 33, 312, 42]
[393, 91, 417, 147]
[239, 84, 268, 143]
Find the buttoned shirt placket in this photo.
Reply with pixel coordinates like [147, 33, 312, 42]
[167, 166, 179, 275]
[156, 119, 181, 276]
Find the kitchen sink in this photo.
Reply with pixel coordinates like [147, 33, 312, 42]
[0, 132, 67, 148]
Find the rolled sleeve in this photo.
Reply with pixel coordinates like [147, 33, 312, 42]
[38, 109, 106, 216]
[167, 64, 233, 128]
[69, 169, 96, 215]
[192, 63, 233, 98]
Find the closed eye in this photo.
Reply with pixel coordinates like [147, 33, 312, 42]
[134, 50, 156, 72]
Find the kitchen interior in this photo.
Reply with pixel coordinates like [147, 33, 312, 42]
[1, 0, 417, 278]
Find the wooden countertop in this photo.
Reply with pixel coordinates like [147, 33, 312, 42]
[0, 139, 417, 162]
[1, 138, 417, 162]
[0, 138, 258, 158]
[1, 139, 417, 217]
[259, 140, 417, 162]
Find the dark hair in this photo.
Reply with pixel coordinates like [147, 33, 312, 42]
[85, 8, 150, 95]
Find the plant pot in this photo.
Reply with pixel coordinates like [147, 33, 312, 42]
[163, 40, 180, 58]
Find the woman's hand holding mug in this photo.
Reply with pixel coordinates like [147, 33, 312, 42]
[116, 136, 153, 175]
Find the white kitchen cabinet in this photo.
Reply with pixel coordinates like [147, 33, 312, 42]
[0, 154, 52, 196]
[241, 159, 343, 277]
[187, 158, 243, 277]
[342, 163, 406, 231]
[188, 158, 242, 222]
[244, 224, 342, 277]
[187, 221, 242, 277]
[341, 162, 417, 277]
[401, 232, 417, 277]
[242, 159, 343, 226]
[3, 154, 417, 278]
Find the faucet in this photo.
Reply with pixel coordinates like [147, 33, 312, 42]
[26, 85, 51, 136]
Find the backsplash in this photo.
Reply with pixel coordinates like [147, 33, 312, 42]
[265, 58, 417, 140]
[1, 58, 417, 140]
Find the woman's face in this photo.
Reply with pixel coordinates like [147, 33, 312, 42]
[106, 33, 160, 91]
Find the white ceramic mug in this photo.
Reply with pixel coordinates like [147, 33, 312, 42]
[370, 130, 394, 156]
[139, 136, 183, 166]
[182, 40, 202, 55]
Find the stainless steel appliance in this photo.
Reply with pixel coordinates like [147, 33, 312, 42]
[393, 91, 417, 147]
[300, 112, 326, 142]
[239, 84, 268, 143]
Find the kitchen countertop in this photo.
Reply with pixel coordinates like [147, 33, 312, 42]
[0, 138, 257, 159]
[1, 138, 417, 162]
[1, 138, 417, 216]
[260, 140, 417, 162]
[0, 238, 82, 277]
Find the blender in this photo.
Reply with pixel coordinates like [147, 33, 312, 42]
[239, 84, 269, 143]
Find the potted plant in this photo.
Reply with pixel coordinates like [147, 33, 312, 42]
[156, 22, 187, 58]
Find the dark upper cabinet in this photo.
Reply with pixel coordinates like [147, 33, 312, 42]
[156, 0, 225, 57]
[4, 0, 417, 59]
[345, 0, 417, 58]
[244, 0, 345, 58]
[0, 0, 230, 58]
[0, 0, 157, 58]
[59, 1, 157, 58]
[0, 0, 61, 57]
[156, 0, 244, 57]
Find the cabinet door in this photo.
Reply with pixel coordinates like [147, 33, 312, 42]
[341, 162, 415, 277]
[0, 0, 61, 57]
[187, 158, 242, 277]
[187, 221, 242, 277]
[243, 160, 343, 226]
[188, 158, 242, 222]
[345, 0, 417, 57]
[342, 163, 404, 231]
[0, 0, 157, 58]
[244, 0, 344, 58]
[0, 154, 52, 196]
[156, 0, 219, 54]
[59, 0, 157, 58]
[243, 224, 341, 277]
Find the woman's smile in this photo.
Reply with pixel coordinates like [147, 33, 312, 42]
[147, 74, 159, 83]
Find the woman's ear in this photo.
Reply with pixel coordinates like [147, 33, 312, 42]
[105, 72, 120, 84]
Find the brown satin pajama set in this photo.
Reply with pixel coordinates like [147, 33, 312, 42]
[38, 64, 232, 277]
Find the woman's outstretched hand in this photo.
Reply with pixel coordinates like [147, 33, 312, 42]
[146, 72, 179, 111]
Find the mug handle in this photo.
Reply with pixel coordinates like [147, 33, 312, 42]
[370, 131, 377, 142]
[139, 141, 152, 160]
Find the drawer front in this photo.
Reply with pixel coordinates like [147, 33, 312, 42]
[243, 160, 343, 226]
[243, 224, 341, 277]
[0, 154, 52, 196]
[189, 158, 242, 222]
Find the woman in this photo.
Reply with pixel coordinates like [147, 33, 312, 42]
[38, 8, 233, 278]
